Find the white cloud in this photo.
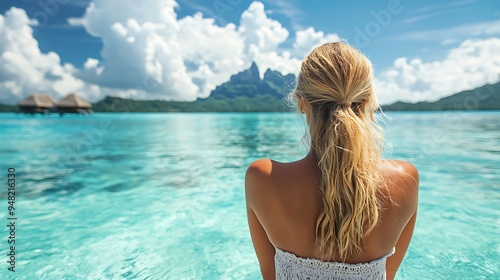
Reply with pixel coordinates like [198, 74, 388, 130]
[239, 1, 288, 53]
[0, 8, 93, 104]
[178, 13, 245, 97]
[238, 1, 302, 78]
[374, 38, 500, 104]
[293, 27, 340, 57]
[84, 58, 99, 69]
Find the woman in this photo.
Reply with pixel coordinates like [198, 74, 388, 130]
[245, 42, 419, 280]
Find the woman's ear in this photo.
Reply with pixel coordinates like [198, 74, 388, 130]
[298, 96, 305, 114]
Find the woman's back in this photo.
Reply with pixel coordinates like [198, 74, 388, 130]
[245, 155, 418, 279]
[245, 41, 419, 280]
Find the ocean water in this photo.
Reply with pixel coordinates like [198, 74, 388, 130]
[0, 111, 499, 279]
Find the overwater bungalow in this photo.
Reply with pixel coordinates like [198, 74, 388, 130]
[56, 93, 93, 115]
[18, 93, 57, 114]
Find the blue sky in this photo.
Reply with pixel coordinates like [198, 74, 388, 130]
[0, 0, 499, 104]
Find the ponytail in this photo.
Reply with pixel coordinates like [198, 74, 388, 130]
[311, 101, 383, 261]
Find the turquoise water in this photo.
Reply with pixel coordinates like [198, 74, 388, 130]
[0, 111, 499, 279]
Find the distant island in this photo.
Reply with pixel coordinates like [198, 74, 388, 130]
[1, 63, 499, 112]
[381, 82, 500, 111]
[92, 62, 296, 113]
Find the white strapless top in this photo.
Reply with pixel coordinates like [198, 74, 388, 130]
[275, 247, 395, 280]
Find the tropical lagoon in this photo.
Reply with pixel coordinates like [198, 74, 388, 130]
[0, 111, 499, 279]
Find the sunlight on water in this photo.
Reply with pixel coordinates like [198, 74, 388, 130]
[0, 111, 499, 279]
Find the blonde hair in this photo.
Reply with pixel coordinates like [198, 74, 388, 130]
[294, 42, 384, 261]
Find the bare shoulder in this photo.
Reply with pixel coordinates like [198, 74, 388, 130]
[381, 160, 419, 186]
[246, 158, 273, 177]
[245, 158, 275, 209]
[380, 160, 419, 212]
[245, 158, 274, 188]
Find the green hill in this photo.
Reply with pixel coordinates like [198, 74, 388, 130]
[0, 103, 16, 112]
[382, 82, 500, 111]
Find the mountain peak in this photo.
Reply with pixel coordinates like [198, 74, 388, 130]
[229, 62, 260, 84]
[250, 62, 259, 74]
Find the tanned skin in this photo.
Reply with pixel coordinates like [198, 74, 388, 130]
[246, 153, 419, 280]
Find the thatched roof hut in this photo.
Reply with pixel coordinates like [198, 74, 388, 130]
[56, 93, 92, 114]
[18, 94, 57, 113]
